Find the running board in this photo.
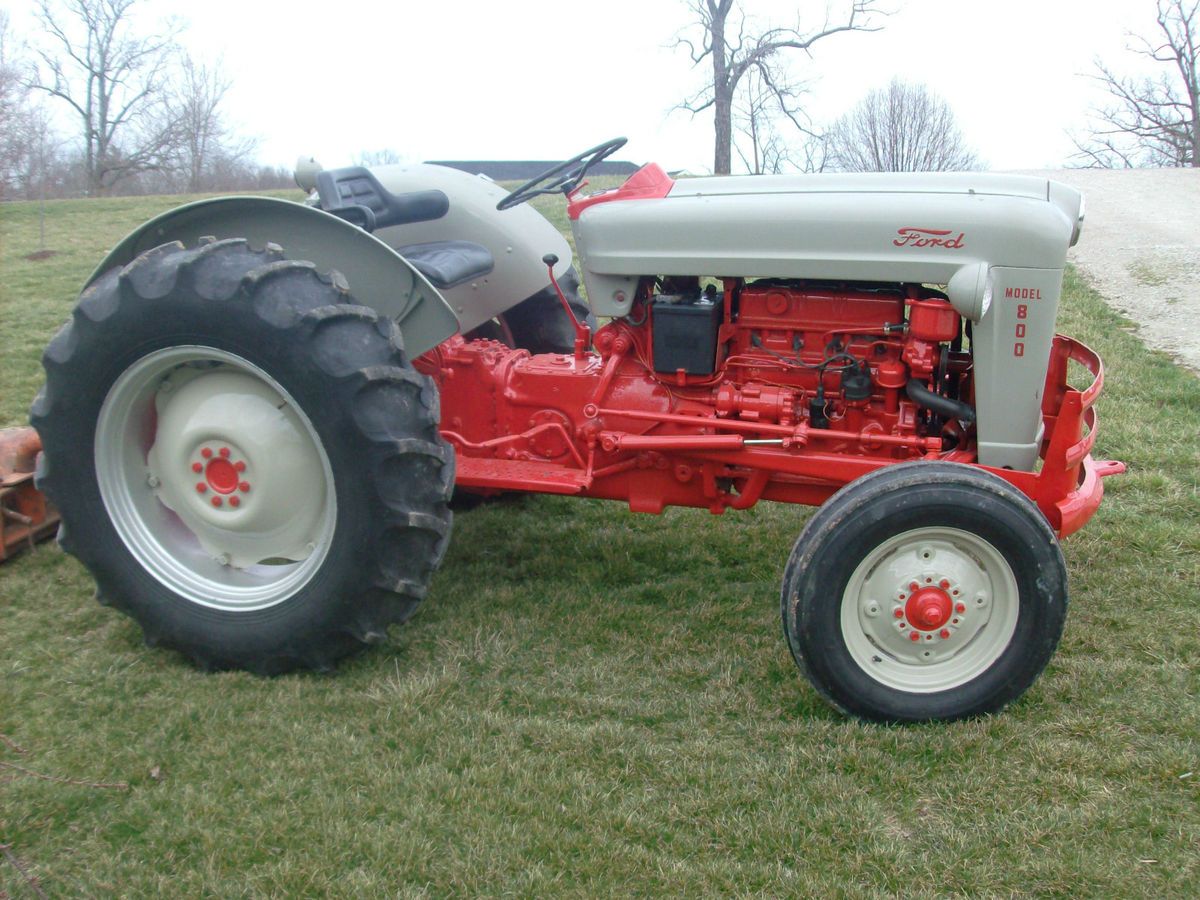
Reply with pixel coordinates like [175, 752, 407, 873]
[453, 456, 591, 495]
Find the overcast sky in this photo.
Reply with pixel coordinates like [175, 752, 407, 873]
[7, 0, 1172, 173]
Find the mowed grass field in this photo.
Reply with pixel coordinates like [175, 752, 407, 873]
[1, 188, 1198, 897]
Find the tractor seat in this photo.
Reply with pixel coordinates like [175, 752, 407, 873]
[397, 241, 495, 289]
[315, 167, 449, 232]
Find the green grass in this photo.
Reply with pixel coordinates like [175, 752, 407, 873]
[1, 191, 1198, 896]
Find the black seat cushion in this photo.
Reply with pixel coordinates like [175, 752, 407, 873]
[397, 241, 495, 289]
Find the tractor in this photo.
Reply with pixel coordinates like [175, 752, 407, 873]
[31, 138, 1124, 722]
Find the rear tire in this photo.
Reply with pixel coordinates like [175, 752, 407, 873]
[781, 461, 1067, 722]
[33, 238, 454, 673]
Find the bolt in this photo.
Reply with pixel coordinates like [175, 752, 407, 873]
[229, 496, 240, 508]
[239, 481, 251, 493]
[909, 631, 920, 642]
[192, 462, 203, 473]
[196, 483, 207, 493]
[955, 603, 966, 614]
[234, 461, 246, 472]
[211, 497, 222, 507]
[909, 581, 919, 592]
[146, 474, 161, 489]
[939, 579, 950, 589]
[865, 603, 879, 618]
[201, 447, 213, 459]
[940, 629, 951, 639]
[219, 447, 231, 458]
[893, 608, 904, 619]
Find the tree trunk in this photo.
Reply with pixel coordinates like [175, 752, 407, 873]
[711, 6, 731, 175]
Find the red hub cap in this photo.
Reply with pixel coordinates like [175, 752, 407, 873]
[905, 587, 953, 631]
[206, 457, 239, 494]
[189, 444, 253, 511]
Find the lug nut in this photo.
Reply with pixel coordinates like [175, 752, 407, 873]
[196, 483, 207, 493]
[239, 481, 251, 493]
[219, 447, 231, 458]
[201, 447, 213, 459]
[229, 496, 240, 508]
[212, 497, 222, 507]
[192, 462, 203, 473]
[955, 603, 966, 614]
[940, 629, 951, 639]
[909, 631, 920, 642]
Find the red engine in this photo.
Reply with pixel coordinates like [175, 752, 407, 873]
[644, 277, 970, 444]
[417, 275, 977, 514]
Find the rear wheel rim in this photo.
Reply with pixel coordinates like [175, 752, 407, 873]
[95, 346, 337, 612]
[839, 526, 1019, 693]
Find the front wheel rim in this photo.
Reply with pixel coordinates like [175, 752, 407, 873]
[95, 346, 337, 612]
[839, 526, 1019, 693]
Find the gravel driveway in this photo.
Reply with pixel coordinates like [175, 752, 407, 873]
[1020, 168, 1200, 373]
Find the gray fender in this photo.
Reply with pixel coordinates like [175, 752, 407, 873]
[87, 196, 460, 356]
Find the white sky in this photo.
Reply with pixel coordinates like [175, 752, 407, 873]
[6, 0, 1170, 173]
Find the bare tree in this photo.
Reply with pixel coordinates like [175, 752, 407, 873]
[732, 66, 803, 174]
[675, 0, 882, 175]
[170, 55, 257, 192]
[0, 10, 37, 197]
[824, 78, 980, 172]
[30, 0, 182, 193]
[1075, 1, 1198, 167]
[355, 149, 405, 167]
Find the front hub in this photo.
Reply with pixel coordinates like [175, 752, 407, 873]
[905, 587, 953, 631]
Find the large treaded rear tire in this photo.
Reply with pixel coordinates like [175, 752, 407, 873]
[32, 238, 454, 673]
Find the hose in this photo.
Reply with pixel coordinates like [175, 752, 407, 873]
[906, 379, 975, 424]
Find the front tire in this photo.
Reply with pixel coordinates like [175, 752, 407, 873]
[33, 238, 454, 673]
[781, 462, 1067, 723]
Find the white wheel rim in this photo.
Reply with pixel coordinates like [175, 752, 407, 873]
[839, 526, 1019, 693]
[95, 346, 337, 611]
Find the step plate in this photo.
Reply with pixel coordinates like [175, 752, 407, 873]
[454, 456, 590, 495]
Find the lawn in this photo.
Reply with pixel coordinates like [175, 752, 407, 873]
[1, 188, 1197, 896]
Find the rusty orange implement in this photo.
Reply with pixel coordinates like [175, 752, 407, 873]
[0, 427, 59, 562]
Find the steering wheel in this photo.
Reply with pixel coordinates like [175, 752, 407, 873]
[496, 137, 628, 211]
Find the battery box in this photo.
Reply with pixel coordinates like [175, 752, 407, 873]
[652, 293, 724, 375]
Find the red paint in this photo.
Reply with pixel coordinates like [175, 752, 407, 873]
[219, 447, 231, 458]
[412, 274, 1118, 537]
[239, 482, 250, 493]
[905, 588, 953, 631]
[195, 483, 207, 493]
[892, 227, 965, 249]
[939, 629, 951, 639]
[192, 462, 202, 473]
[229, 496, 240, 508]
[1004, 287, 1043, 300]
[211, 496, 222, 507]
[201, 447, 213, 459]
[567, 163, 674, 220]
[205, 458, 239, 494]
[234, 461, 246, 472]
